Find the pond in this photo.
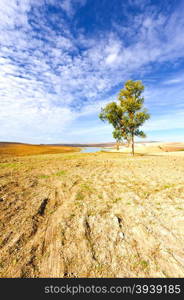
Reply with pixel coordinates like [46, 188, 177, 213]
[80, 147, 103, 153]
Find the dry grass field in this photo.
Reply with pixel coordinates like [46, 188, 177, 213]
[0, 144, 184, 278]
[109, 142, 184, 155]
[0, 143, 80, 157]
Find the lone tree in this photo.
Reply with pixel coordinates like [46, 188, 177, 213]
[99, 80, 150, 155]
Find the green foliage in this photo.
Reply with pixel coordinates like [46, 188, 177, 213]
[39, 174, 50, 179]
[112, 129, 123, 150]
[0, 163, 19, 169]
[99, 102, 123, 129]
[76, 191, 85, 201]
[118, 80, 144, 113]
[55, 170, 66, 176]
[99, 80, 150, 155]
[112, 129, 123, 142]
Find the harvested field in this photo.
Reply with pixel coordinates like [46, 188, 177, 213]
[0, 143, 80, 157]
[0, 151, 184, 277]
[109, 142, 184, 155]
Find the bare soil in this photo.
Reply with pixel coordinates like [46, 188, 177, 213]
[0, 150, 184, 277]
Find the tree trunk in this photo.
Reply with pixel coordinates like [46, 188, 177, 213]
[131, 133, 134, 156]
[116, 142, 119, 151]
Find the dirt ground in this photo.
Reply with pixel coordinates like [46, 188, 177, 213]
[0, 150, 184, 278]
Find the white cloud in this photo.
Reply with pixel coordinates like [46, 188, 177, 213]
[0, 0, 184, 142]
[144, 111, 184, 132]
[163, 77, 184, 85]
[60, 0, 86, 16]
[60, 0, 73, 16]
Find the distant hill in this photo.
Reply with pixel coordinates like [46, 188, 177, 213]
[0, 142, 80, 156]
[44, 141, 159, 147]
[48, 142, 116, 147]
[0, 141, 160, 148]
[0, 141, 116, 147]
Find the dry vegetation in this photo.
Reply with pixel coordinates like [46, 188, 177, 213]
[0, 143, 80, 157]
[0, 148, 184, 278]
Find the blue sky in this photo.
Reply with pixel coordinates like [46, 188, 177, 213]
[0, 0, 184, 144]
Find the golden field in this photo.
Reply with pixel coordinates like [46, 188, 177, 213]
[0, 143, 184, 277]
[0, 143, 80, 157]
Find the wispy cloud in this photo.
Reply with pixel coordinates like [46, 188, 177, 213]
[60, 0, 87, 17]
[0, 0, 184, 143]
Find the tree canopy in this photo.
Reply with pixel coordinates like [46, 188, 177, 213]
[99, 80, 150, 155]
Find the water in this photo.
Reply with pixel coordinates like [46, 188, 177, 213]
[80, 147, 103, 153]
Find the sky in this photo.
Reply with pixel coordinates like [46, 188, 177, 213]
[0, 0, 184, 144]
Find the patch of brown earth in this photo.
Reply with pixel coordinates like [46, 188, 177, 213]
[0, 152, 184, 277]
